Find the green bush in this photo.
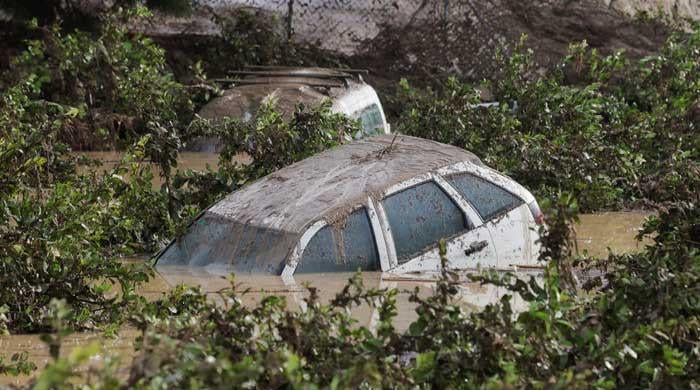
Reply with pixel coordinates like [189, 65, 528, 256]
[0, 13, 196, 331]
[395, 28, 700, 211]
[0, 84, 157, 333]
[2, 7, 195, 155]
[0, 37, 358, 332]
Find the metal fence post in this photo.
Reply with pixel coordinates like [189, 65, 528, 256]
[287, 0, 295, 42]
[443, 0, 449, 25]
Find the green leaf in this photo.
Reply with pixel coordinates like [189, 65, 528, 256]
[413, 351, 437, 382]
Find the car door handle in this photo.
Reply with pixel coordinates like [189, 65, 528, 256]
[464, 240, 489, 256]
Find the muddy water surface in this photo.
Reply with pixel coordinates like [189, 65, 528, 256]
[3, 152, 653, 385]
[138, 267, 544, 374]
[575, 211, 652, 257]
[74, 151, 249, 187]
[1, 269, 538, 386]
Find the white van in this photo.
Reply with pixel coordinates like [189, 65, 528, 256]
[188, 67, 389, 151]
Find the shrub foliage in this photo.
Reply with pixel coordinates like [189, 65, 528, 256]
[395, 30, 700, 211]
[0, 10, 356, 333]
[22, 199, 700, 388]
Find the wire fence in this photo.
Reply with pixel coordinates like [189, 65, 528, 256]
[144, 0, 507, 56]
[143, 0, 673, 81]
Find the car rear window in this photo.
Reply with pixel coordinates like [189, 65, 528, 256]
[157, 213, 296, 274]
[382, 181, 469, 263]
[446, 173, 523, 221]
[296, 207, 380, 273]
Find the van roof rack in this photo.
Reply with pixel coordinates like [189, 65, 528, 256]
[213, 65, 369, 88]
[243, 65, 368, 74]
[217, 66, 368, 87]
[228, 70, 353, 79]
[212, 77, 346, 89]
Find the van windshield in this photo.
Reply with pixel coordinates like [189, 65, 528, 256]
[354, 104, 384, 136]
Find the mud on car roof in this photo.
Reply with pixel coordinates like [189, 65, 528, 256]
[197, 83, 328, 122]
[205, 135, 482, 233]
[157, 135, 484, 272]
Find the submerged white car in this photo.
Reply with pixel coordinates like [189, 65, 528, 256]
[157, 135, 544, 275]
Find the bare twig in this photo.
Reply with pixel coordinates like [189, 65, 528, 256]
[377, 132, 399, 159]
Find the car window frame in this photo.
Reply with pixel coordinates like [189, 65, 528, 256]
[374, 173, 483, 270]
[282, 163, 530, 277]
[444, 172, 525, 222]
[282, 198, 389, 278]
[436, 162, 535, 205]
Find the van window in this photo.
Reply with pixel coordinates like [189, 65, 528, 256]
[446, 173, 523, 221]
[355, 104, 384, 136]
[382, 181, 469, 263]
[296, 207, 380, 273]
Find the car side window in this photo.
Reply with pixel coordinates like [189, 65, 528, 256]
[341, 207, 381, 270]
[382, 181, 469, 263]
[296, 207, 380, 273]
[446, 173, 523, 221]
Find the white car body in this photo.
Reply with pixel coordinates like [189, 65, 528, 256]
[282, 160, 541, 276]
[158, 135, 542, 275]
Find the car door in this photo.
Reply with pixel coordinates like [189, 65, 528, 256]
[443, 172, 537, 267]
[375, 175, 497, 273]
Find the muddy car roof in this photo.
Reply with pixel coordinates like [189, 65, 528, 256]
[209, 135, 483, 234]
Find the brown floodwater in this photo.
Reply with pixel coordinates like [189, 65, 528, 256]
[1, 269, 540, 386]
[74, 151, 249, 187]
[575, 211, 652, 257]
[0, 209, 650, 386]
[2, 152, 653, 386]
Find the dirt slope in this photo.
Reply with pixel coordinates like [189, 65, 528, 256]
[353, 0, 676, 86]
